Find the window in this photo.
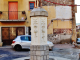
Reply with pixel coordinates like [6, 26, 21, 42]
[28, 36, 31, 41]
[21, 36, 29, 41]
[29, 2, 35, 10]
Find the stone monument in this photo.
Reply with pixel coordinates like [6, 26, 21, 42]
[30, 0, 49, 60]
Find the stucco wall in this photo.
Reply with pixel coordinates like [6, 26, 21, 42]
[43, 6, 72, 34]
[53, 20, 72, 29]
[0, 0, 36, 27]
[0, 0, 74, 44]
[48, 34, 72, 44]
[0, 0, 73, 35]
[42, 0, 72, 6]
[42, 0, 73, 44]
[56, 6, 72, 19]
[43, 6, 56, 34]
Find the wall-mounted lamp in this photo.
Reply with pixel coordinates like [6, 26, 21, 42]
[22, 11, 25, 14]
[51, 20, 53, 22]
[22, 11, 27, 20]
[0, 11, 2, 14]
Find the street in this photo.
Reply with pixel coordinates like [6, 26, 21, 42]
[0, 48, 30, 60]
[0, 44, 80, 60]
[0, 47, 54, 60]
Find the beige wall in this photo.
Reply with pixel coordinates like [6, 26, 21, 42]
[0, 0, 36, 27]
[53, 20, 72, 29]
[43, 6, 56, 34]
[43, 6, 72, 34]
[0, 0, 72, 34]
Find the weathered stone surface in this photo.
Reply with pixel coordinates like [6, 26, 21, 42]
[34, 56, 37, 60]
[31, 17, 47, 45]
[41, 56, 43, 60]
[30, 7, 48, 17]
[30, 45, 49, 60]
[30, 56, 33, 60]
[46, 46, 49, 50]
[30, 45, 49, 50]
[42, 0, 72, 6]
[37, 56, 41, 60]
[44, 56, 47, 60]
[44, 45, 47, 50]
[47, 55, 49, 60]
[36, 51, 44, 55]
[37, 45, 44, 50]
[30, 51, 36, 56]
[34, 45, 37, 50]
[44, 50, 48, 55]
[47, 34, 72, 44]
[30, 45, 34, 50]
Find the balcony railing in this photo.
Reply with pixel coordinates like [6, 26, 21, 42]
[0, 11, 27, 22]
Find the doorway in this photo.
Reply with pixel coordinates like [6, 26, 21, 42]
[2, 27, 25, 45]
[9, 2, 18, 20]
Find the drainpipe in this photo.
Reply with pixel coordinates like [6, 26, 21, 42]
[71, 0, 77, 43]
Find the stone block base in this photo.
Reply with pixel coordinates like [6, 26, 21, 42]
[0, 42, 3, 47]
[30, 45, 49, 60]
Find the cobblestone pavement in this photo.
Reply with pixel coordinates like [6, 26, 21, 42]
[53, 44, 75, 49]
[0, 48, 30, 60]
[0, 44, 79, 60]
[52, 44, 80, 60]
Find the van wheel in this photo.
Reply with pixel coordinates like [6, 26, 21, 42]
[14, 45, 22, 51]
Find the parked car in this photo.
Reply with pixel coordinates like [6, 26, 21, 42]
[76, 38, 80, 44]
[11, 35, 54, 51]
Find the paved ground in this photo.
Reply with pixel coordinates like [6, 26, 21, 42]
[0, 48, 30, 60]
[0, 44, 79, 60]
[54, 44, 74, 49]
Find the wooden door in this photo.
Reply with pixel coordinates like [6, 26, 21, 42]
[10, 27, 16, 39]
[2, 27, 10, 45]
[17, 27, 25, 36]
[9, 2, 18, 20]
[2, 27, 17, 45]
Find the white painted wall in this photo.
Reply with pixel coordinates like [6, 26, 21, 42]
[56, 6, 72, 19]
[60, 35, 72, 40]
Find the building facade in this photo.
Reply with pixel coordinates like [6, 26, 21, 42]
[0, 0, 76, 46]
[42, 0, 76, 44]
[0, 0, 35, 45]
